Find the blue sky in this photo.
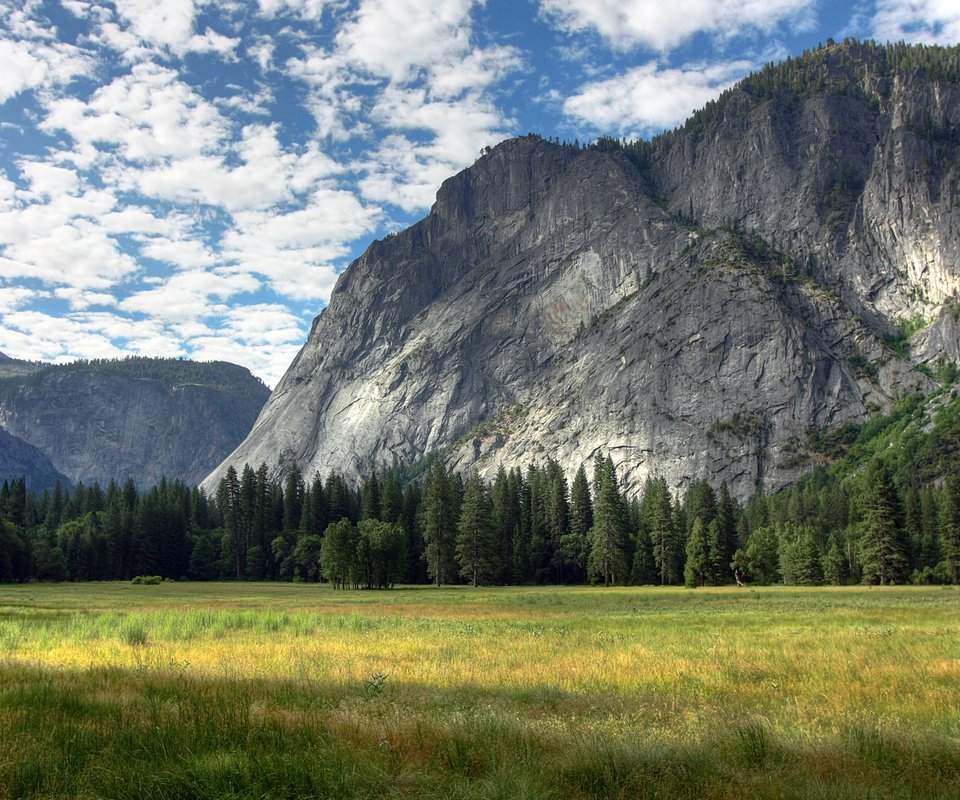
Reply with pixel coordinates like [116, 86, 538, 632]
[1, 1, 958, 387]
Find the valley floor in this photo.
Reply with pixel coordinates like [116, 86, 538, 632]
[0, 582, 958, 798]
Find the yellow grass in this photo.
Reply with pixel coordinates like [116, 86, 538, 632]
[1, 582, 958, 798]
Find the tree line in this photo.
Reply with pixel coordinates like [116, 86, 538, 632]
[1, 446, 958, 586]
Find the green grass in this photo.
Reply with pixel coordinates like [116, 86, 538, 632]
[1, 582, 958, 798]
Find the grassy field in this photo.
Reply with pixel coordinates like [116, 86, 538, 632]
[0, 582, 958, 799]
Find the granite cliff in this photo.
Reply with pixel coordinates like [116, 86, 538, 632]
[0, 356, 269, 488]
[207, 42, 960, 500]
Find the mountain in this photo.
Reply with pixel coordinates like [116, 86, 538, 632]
[0, 427, 69, 492]
[205, 41, 960, 500]
[0, 356, 270, 488]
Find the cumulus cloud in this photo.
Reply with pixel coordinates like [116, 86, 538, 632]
[871, 0, 960, 44]
[257, 0, 336, 20]
[106, 0, 239, 58]
[0, 310, 130, 362]
[336, 0, 478, 82]
[119, 270, 261, 322]
[0, 29, 94, 104]
[563, 59, 754, 135]
[41, 63, 228, 165]
[222, 188, 380, 297]
[0, 285, 44, 314]
[0, 211, 137, 290]
[538, 0, 816, 52]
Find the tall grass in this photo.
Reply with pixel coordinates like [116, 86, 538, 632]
[0, 583, 958, 798]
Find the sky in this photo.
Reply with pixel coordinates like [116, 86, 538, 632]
[1, 1, 959, 387]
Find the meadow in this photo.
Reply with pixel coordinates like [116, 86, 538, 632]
[0, 582, 958, 799]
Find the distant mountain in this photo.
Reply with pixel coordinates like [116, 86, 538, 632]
[206, 41, 960, 500]
[0, 427, 69, 492]
[0, 356, 270, 488]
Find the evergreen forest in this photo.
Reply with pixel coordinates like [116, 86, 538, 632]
[3, 382, 960, 588]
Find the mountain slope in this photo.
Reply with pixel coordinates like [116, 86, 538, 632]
[206, 42, 959, 500]
[0, 427, 69, 492]
[0, 357, 270, 488]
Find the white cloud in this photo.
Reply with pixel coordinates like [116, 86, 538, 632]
[122, 123, 343, 213]
[223, 188, 380, 297]
[197, 303, 310, 386]
[112, 0, 240, 57]
[98, 205, 193, 237]
[215, 83, 275, 116]
[337, 0, 477, 82]
[42, 63, 228, 165]
[18, 161, 81, 198]
[257, 0, 337, 20]
[539, 0, 817, 52]
[137, 236, 218, 269]
[0, 310, 129, 362]
[0, 211, 136, 290]
[871, 0, 960, 44]
[0, 285, 44, 313]
[119, 269, 261, 321]
[0, 33, 94, 105]
[563, 59, 754, 135]
[53, 288, 119, 310]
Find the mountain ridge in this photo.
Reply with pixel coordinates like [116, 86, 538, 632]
[204, 40, 959, 500]
[0, 356, 270, 488]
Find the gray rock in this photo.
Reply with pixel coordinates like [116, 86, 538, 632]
[206, 44, 955, 500]
[1, 360, 269, 488]
[0, 427, 68, 492]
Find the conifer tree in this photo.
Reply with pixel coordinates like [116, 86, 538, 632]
[684, 517, 710, 587]
[714, 482, 739, 582]
[938, 476, 960, 584]
[562, 465, 592, 582]
[361, 473, 381, 521]
[282, 464, 304, 531]
[379, 472, 404, 525]
[645, 477, 680, 585]
[779, 523, 822, 585]
[402, 482, 427, 583]
[588, 456, 626, 586]
[456, 473, 496, 586]
[859, 460, 906, 585]
[544, 459, 570, 583]
[420, 460, 457, 585]
[216, 466, 242, 579]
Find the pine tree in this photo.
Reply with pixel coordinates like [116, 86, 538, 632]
[491, 466, 519, 584]
[820, 532, 848, 585]
[420, 460, 457, 585]
[402, 482, 426, 583]
[779, 523, 822, 585]
[380, 472, 404, 525]
[645, 477, 680, 585]
[714, 483, 739, 583]
[938, 476, 960, 584]
[216, 466, 242, 579]
[361, 473, 382, 521]
[544, 459, 570, 583]
[456, 473, 496, 586]
[859, 460, 906, 585]
[561, 465, 592, 582]
[684, 518, 711, 587]
[282, 464, 304, 531]
[588, 456, 626, 586]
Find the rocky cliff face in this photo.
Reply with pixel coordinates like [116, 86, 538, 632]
[0, 427, 68, 492]
[206, 42, 959, 500]
[0, 358, 269, 488]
